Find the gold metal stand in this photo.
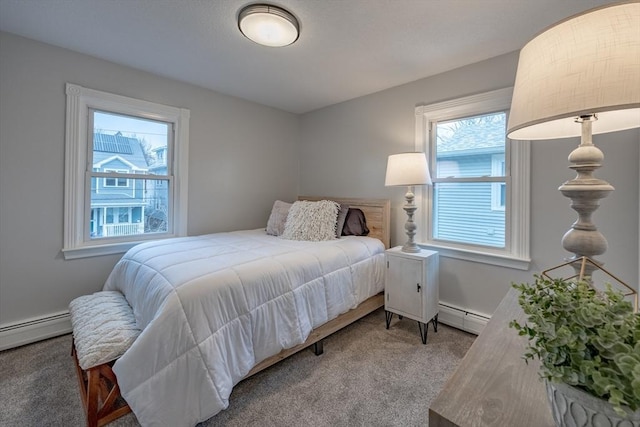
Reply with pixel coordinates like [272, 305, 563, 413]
[541, 256, 638, 312]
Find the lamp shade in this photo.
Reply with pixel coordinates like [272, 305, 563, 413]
[238, 4, 299, 47]
[385, 152, 432, 187]
[507, 2, 640, 140]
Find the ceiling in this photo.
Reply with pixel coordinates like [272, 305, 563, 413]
[0, 0, 619, 114]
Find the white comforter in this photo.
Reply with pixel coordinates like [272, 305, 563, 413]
[103, 229, 385, 427]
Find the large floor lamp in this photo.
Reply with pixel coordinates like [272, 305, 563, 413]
[507, 2, 640, 279]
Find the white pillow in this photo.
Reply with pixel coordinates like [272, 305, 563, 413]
[281, 200, 339, 241]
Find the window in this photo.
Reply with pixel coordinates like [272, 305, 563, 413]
[64, 83, 190, 259]
[432, 112, 508, 247]
[415, 88, 530, 269]
[103, 169, 129, 187]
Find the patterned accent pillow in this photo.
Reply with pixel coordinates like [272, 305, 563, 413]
[281, 200, 339, 241]
[266, 200, 292, 236]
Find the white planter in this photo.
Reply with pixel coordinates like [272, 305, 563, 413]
[546, 381, 640, 427]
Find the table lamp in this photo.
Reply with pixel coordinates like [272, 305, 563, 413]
[507, 1, 640, 277]
[385, 152, 432, 253]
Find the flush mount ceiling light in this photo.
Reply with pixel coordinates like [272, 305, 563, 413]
[238, 4, 299, 47]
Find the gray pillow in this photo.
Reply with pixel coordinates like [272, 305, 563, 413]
[266, 200, 292, 236]
[342, 208, 369, 236]
[335, 204, 349, 237]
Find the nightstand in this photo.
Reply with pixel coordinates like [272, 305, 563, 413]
[384, 246, 439, 344]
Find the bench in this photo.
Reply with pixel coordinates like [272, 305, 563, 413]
[69, 291, 140, 427]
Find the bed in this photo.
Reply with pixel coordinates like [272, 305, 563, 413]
[102, 197, 390, 426]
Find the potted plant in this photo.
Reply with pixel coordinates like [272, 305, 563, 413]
[510, 275, 640, 426]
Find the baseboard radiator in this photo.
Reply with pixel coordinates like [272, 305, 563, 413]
[437, 303, 490, 335]
[0, 303, 490, 351]
[0, 311, 72, 351]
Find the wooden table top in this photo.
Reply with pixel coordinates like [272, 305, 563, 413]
[429, 287, 555, 427]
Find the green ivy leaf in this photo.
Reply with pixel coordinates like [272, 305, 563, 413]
[509, 274, 640, 414]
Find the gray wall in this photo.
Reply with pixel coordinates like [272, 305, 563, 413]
[299, 52, 639, 316]
[0, 32, 300, 327]
[1, 31, 638, 336]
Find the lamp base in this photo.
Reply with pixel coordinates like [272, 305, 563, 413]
[559, 117, 613, 278]
[401, 185, 421, 253]
[401, 242, 421, 253]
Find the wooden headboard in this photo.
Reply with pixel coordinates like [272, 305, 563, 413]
[298, 196, 391, 249]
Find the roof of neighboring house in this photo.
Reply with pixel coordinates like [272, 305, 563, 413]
[437, 116, 505, 157]
[90, 192, 146, 206]
[93, 132, 149, 170]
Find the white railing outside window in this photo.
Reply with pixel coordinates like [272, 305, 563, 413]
[103, 223, 145, 237]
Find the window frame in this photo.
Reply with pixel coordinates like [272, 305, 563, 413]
[63, 83, 190, 259]
[414, 87, 530, 270]
[490, 153, 506, 212]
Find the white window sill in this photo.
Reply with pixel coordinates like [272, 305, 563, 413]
[62, 241, 140, 260]
[418, 242, 531, 270]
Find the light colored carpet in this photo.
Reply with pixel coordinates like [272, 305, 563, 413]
[0, 308, 475, 426]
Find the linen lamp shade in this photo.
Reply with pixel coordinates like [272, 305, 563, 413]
[507, 2, 640, 140]
[385, 152, 432, 187]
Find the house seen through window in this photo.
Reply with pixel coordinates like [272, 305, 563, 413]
[90, 111, 171, 239]
[432, 112, 507, 248]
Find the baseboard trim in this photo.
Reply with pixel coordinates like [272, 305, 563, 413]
[0, 311, 71, 351]
[437, 303, 490, 335]
[0, 303, 489, 350]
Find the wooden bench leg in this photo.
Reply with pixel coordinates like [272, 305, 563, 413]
[86, 368, 100, 427]
[72, 342, 132, 427]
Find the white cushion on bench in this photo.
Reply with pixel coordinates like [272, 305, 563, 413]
[69, 291, 140, 370]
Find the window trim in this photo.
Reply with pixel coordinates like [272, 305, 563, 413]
[414, 87, 530, 270]
[63, 83, 190, 259]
